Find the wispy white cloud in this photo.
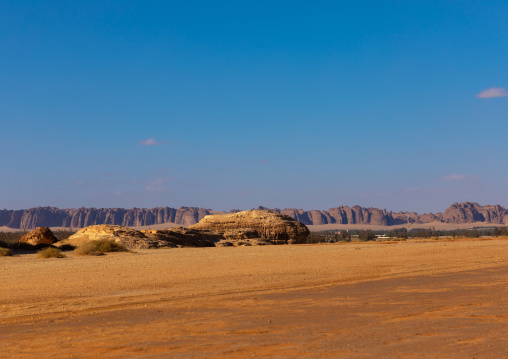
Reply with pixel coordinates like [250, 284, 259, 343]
[139, 137, 168, 146]
[440, 174, 477, 181]
[476, 87, 507, 99]
[257, 160, 268, 165]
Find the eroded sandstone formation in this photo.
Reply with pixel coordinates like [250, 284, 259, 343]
[189, 210, 310, 244]
[61, 225, 164, 250]
[142, 227, 222, 247]
[19, 227, 58, 246]
[62, 225, 224, 249]
[442, 202, 508, 224]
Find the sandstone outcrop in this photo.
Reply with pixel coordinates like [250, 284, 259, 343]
[19, 227, 58, 245]
[61, 225, 168, 250]
[442, 202, 508, 225]
[142, 227, 222, 247]
[61, 225, 225, 250]
[189, 210, 310, 244]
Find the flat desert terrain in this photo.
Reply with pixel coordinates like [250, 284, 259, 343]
[1, 239, 508, 358]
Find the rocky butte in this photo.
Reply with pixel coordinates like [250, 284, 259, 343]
[189, 210, 310, 244]
[0, 202, 507, 229]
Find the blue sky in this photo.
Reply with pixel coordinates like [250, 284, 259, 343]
[1, 1, 507, 212]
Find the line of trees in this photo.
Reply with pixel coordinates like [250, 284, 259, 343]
[307, 227, 508, 243]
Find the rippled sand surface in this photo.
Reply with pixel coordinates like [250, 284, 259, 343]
[1, 239, 507, 358]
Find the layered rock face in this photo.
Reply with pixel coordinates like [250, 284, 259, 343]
[19, 227, 58, 245]
[0, 206, 216, 229]
[269, 206, 403, 226]
[142, 227, 222, 247]
[268, 203, 508, 226]
[2, 202, 507, 229]
[442, 202, 508, 224]
[189, 210, 310, 244]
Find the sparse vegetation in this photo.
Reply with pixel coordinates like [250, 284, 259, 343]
[58, 244, 76, 251]
[12, 242, 51, 251]
[0, 247, 12, 256]
[388, 228, 408, 239]
[306, 226, 508, 243]
[37, 247, 66, 259]
[0, 231, 24, 246]
[307, 230, 352, 243]
[357, 230, 377, 241]
[75, 239, 127, 256]
[493, 227, 508, 237]
[0, 228, 75, 246]
[53, 229, 75, 241]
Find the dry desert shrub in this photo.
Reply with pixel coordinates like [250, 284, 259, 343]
[58, 244, 76, 251]
[75, 239, 127, 256]
[53, 229, 75, 241]
[38, 247, 66, 259]
[0, 232, 24, 246]
[0, 247, 12, 256]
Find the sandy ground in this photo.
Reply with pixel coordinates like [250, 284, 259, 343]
[1, 239, 508, 358]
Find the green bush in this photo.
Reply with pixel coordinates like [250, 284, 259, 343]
[357, 230, 376, 241]
[306, 230, 352, 243]
[75, 239, 127, 256]
[388, 228, 408, 239]
[38, 247, 66, 259]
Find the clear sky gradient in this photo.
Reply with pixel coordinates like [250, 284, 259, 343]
[1, 1, 507, 212]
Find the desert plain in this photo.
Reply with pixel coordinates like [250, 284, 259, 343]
[1, 238, 508, 358]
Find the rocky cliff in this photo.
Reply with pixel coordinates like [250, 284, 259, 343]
[441, 202, 508, 224]
[1, 202, 507, 229]
[0, 206, 217, 229]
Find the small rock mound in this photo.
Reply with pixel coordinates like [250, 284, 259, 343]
[19, 227, 58, 245]
[61, 225, 168, 250]
[189, 210, 310, 244]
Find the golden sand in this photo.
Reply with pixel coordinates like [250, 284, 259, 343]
[1, 239, 507, 358]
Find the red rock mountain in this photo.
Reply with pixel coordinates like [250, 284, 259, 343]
[0, 206, 216, 229]
[0, 202, 507, 229]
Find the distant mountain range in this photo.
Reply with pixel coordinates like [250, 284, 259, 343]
[0, 202, 507, 229]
